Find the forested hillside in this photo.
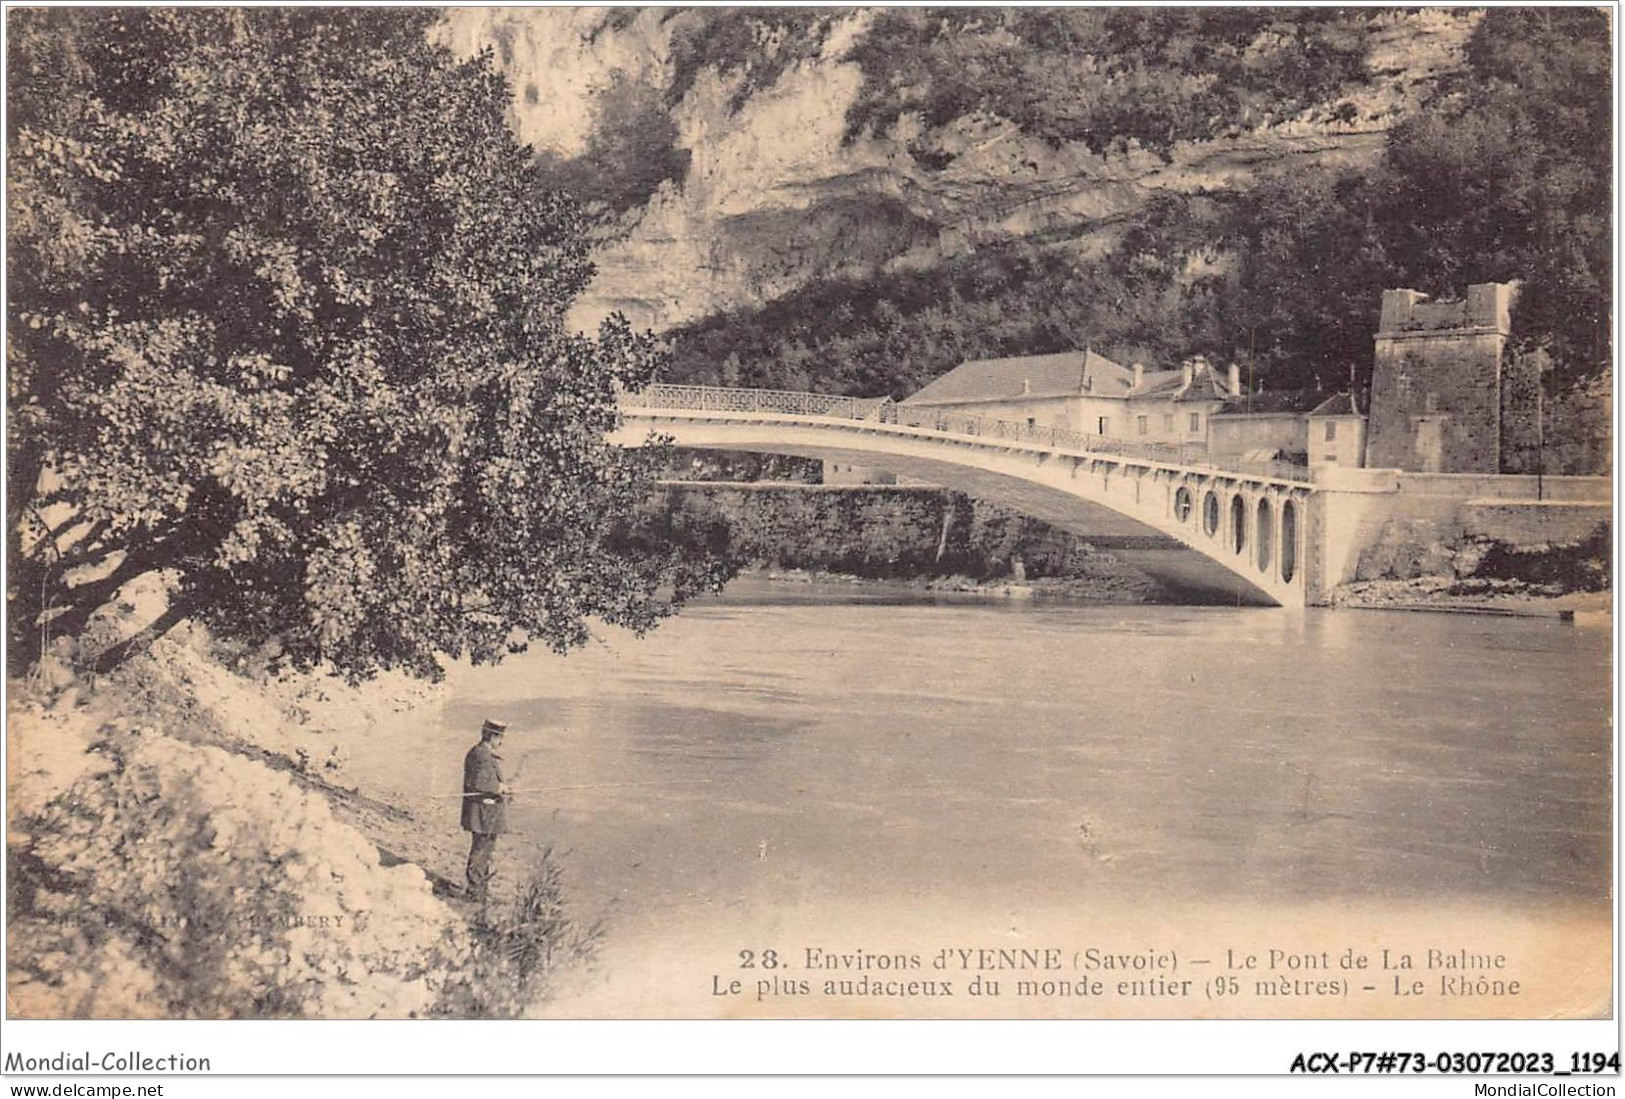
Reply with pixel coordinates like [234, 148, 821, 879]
[445, 8, 1609, 441]
[657, 10, 1609, 401]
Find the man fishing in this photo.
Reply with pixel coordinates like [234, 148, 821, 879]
[461, 718, 510, 902]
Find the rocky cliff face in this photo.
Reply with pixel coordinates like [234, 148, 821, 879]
[437, 8, 1476, 334]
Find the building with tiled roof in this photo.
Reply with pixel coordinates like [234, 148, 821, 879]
[1209, 388, 1367, 467]
[1219, 389, 1337, 416]
[902, 349, 1132, 405]
[1306, 392, 1367, 467]
[902, 350, 1242, 448]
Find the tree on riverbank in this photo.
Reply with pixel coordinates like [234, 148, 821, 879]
[8, 9, 732, 680]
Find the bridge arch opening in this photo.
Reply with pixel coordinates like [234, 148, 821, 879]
[1256, 498, 1275, 575]
[1203, 491, 1220, 538]
[1280, 500, 1298, 584]
[1174, 487, 1193, 524]
[1229, 494, 1247, 556]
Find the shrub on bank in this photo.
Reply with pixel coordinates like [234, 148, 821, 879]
[435, 849, 605, 1018]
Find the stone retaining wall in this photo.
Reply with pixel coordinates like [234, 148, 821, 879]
[1462, 501, 1611, 550]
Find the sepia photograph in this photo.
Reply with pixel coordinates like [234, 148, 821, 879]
[2, 0, 1614, 1061]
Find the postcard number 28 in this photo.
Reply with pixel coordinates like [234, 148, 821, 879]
[739, 949, 780, 970]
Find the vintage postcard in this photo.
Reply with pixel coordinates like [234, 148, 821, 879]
[4, 4, 1613, 1063]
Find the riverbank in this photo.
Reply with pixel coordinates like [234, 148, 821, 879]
[1346, 517, 1610, 618]
[750, 565, 1158, 602]
[647, 481, 1166, 598]
[6, 583, 598, 1019]
[753, 565, 1613, 621]
[1333, 576, 1612, 621]
[1337, 524, 1611, 621]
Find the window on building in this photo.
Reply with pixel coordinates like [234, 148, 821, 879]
[1324, 421, 1337, 442]
[1425, 392, 1439, 413]
[1189, 413, 1201, 433]
[1162, 414, 1174, 432]
[1098, 416, 1109, 435]
[1026, 417, 1036, 429]
[1137, 416, 1149, 435]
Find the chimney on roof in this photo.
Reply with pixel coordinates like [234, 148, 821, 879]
[1190, 355, 1209, 376]
[1180, 362, 1193, 388]
[1228, 363, 1241, 397]
[1131, 363, 1144, 388]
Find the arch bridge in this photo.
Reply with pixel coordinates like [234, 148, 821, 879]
[609, 385, 1367, 607]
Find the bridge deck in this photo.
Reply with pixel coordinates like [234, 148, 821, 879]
[619, 383, 1313, 485]
[615, 385, 1319, 607]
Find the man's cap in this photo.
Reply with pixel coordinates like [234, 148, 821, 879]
[481, 718, 508, 736]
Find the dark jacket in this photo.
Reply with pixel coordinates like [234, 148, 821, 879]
[461, 741, 506, 834]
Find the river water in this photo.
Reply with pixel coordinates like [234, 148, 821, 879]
[380, 580, 1612, 1018]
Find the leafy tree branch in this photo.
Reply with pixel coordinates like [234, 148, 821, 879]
[8, 9, 732, 679]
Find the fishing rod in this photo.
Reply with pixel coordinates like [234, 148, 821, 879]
[430, 779, 714, 799]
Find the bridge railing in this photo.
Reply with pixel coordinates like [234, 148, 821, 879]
[619, 382, 895, 422]
[621, 383, 1313, 483]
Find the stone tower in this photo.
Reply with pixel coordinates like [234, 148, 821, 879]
[1365, 282, 1518, 473]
